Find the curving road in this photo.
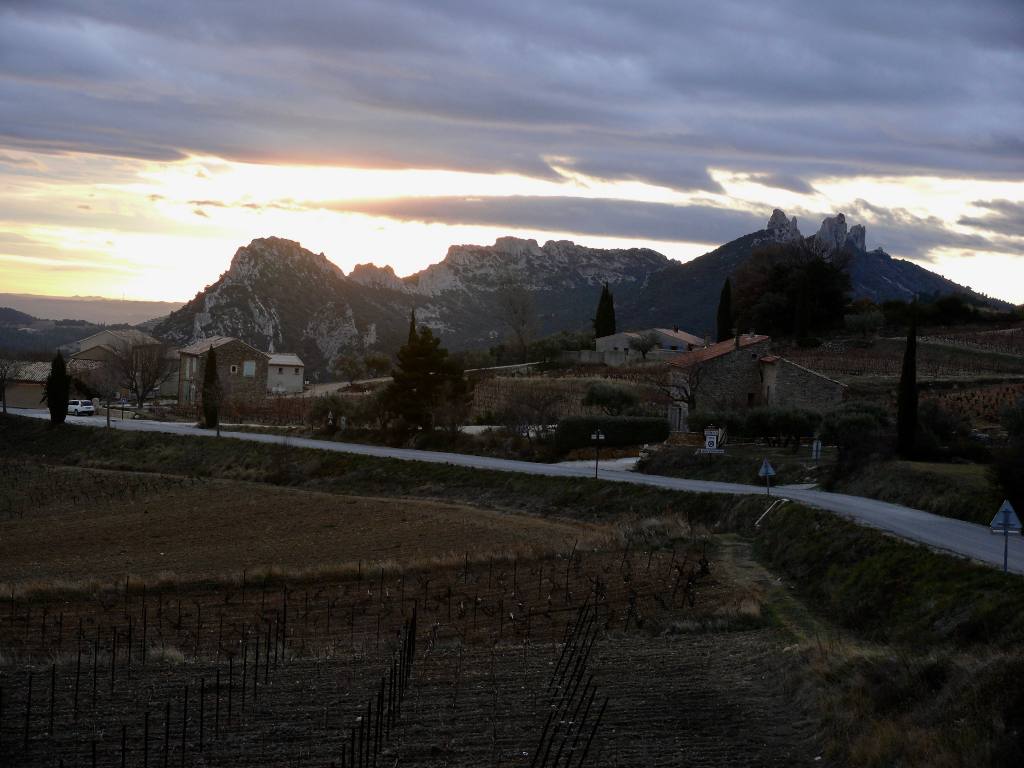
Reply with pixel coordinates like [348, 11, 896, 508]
[11, 408, 1024, 575]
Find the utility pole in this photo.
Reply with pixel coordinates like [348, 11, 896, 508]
[591, 429, 605, 479]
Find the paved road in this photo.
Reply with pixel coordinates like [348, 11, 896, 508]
[10, 408, 1024, 575]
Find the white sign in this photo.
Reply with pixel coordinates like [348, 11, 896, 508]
[758, 459, 776, 478]
[704, 428, 719, 451]
[991, 500, 1021, 532]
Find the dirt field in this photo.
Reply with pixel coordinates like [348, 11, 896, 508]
[0, 462, 605, 586]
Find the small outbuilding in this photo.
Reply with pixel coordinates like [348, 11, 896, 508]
[267, 353, 305, 394]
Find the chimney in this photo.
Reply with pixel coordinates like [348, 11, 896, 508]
[733, 327, 740, 350]
[673, 325, 679, 333]
[703, 332, 710, 348]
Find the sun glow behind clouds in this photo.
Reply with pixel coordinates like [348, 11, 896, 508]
[1, 150, 1022, 303]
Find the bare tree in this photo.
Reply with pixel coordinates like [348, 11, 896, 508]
[495, 279, 538, 364]
[0, 357, 22, 414]
[632, 358, 706, 431]
[629, 331, 661, 361]
[109, 341, 175, 409]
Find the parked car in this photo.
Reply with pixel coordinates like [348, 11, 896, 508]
[67, 399, 95, 416]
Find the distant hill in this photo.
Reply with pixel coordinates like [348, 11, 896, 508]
[153, 210, 1005, 375]
[0, 294, 183, 326]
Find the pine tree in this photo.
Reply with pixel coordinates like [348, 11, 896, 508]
[716, 279, 733, 343]
[407, 310, 417, 345]
[202, 346, 222, 431]
[593, 283, 616, 338]
[43, 352, 70, 425]
[896, 307, 918, 457]
[385, 324, 465, 430]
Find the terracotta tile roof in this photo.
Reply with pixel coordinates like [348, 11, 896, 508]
[12, 359, 102, 383]
[268, 353, 304, 367]
[667, 335, 771, 368]
[178, 337, 270, 358]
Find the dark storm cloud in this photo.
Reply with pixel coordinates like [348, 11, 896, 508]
[324, 196, 768, 243]
[1, 0, 1022, 192]
[958, 200, 1024, 237]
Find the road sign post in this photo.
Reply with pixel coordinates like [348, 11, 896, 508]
[990, 500, 1021, 574]
[758, 458, 776, 496]
[591, 429, 606, 479]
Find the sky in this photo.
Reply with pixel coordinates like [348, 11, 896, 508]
[1, 0, 1022, 304]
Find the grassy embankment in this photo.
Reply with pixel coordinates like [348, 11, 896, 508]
[758, 503, 1024, 766]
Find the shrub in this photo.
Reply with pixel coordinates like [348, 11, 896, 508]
[581, 381, 639, 416]
[554, 416, 670, 453]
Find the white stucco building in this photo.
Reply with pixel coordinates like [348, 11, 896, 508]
[267, 353, 305, 394]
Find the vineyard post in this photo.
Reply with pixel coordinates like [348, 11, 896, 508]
[141, 605, 148, 666]
[48, 663, 55, 735]
[91, 627, 98, 709]
[162, 700, 169, 768]
[215, 670, 221, 740]
[144, 709, 150, 768]
[227, 656, 233, 725]
[127, 615, 134, 678]
[110, 628, 117, 693]
[23, 670, 32, 753]
[241, 637, 248, 714]
[199, 678, 205, 751]
[195, 603, 201, 659]
[74, 622, 82, 720]
[253, 635, 260, 702]
[181, 683, 188, 768]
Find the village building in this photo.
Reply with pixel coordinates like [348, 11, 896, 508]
[177, 336, 270, 406]
[69, 328, 178, 398]
[267, 353, 306, 394]
[666, 334, 845, 431]
[3, 359, 101, 409]
[572, 326, 706, 366]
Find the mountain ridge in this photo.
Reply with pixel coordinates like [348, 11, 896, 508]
[152, 211, 1010, 373]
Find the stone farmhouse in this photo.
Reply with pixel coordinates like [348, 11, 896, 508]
[666, 334, 845, 431]
[177, 336, 271, 406]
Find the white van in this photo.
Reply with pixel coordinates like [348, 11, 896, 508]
[67, 399, 95, 416]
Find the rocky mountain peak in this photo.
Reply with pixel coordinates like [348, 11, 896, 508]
[228, 237, 343, 283]
[812, 214, 868, 256]
[349, 263, 407, 292]
[754, 208, 802, 247]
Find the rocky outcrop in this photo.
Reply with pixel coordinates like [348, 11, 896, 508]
[848, 224, 866, 252]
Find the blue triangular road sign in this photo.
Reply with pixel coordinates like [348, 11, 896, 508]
[758, 459, 776, 478]
[991, 500, 1021, 531]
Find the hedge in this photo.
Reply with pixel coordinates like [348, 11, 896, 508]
[554, 416, 670, 452]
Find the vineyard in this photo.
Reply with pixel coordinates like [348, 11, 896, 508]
[786, 337, 1024, 379]
[922, 382, 1024, 425]
[0, 461, 817, 766]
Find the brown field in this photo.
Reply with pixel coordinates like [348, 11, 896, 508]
[0, 462, 604, 588]
[0, 458, 826, 767]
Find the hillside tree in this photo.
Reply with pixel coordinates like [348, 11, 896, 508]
[109, 341, 174, 409]
[43, 352, 70, 425]
[0, 356, 21, 415]
[495, 279, 538, 364]
[202, 346, 222, 433]
[716, 278, 733, 343]
[629, 331, 660, 361]
[334, 353, 366, 384]
[593, 283, 616, 338]
[896, 308, 918, 457]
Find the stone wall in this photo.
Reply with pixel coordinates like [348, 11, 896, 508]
[471, 376, 660, 422]
[762, 359, 845, 411]
[677, 340, 772, 411]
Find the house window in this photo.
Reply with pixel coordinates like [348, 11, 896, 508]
[243, 360, 256, 377]
[747, 393, 755, 406]
[230, 364, 238, 375]
[278, 367, 284, 374]
[294, 367, 300, 375]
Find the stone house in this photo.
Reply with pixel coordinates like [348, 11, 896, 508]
[267, 353, 305, 394]
[178, 336, 270, 406]
[666, 334, 845, 430]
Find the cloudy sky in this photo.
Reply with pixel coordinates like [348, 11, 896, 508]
[1, 0, 1022, 302]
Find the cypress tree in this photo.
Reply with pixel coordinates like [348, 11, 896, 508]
[43, 352, 70, 425]
[716, 279, 733, 343]
[407, 310, 418, 345]
[202, 346, 221, 431]
[593, 283, 616, 338]
[896, 307, 918, 457]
